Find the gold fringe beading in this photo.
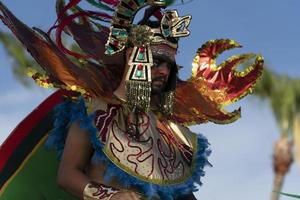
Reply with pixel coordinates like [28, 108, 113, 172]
[125, 80, 151, 111]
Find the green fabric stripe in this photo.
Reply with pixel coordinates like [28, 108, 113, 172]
[0, 112, 54, 188]
[0, 139, 76, 200]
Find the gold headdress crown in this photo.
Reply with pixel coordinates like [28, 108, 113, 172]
[105, 8, 191, 55]
[104, 0, 191, 112]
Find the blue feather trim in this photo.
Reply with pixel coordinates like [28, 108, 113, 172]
[46, 98, 211, 200]
[45, 97, 101, 158]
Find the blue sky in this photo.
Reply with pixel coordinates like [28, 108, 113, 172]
[0, 0, 299, 200]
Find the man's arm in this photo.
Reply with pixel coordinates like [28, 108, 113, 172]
[57, 120, 93, 198]
[57, 120, 142, 200]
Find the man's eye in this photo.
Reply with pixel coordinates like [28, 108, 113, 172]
[152, 58, 173, 69]
[153, 60, 160, 68]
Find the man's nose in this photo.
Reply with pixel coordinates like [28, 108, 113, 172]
[155, 62, 169, 75]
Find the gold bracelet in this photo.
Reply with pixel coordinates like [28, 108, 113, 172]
[83, 182, 120, 200]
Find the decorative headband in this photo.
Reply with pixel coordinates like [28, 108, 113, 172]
[105, 6, 191, 55]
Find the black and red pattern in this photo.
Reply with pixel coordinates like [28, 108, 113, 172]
[158, 123, 193, 166]
[94, 104, 119, 142]
[94, 108, 196, 183]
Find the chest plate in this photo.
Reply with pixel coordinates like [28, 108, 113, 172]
[90, 100, 198, 185]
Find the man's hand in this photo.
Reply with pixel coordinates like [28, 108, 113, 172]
[110, 191, 142, 200]
[83, 182, 144, 200]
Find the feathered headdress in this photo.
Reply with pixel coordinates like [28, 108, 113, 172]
[0, 0, 264, 125]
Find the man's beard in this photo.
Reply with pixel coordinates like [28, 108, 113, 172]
[151, 76, 167, 95]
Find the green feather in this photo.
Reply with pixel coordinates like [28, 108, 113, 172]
[164, 0, 176, 6]
[85, 0, 114, 11]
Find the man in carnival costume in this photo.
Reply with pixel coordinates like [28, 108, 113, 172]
[0, 0, 264, 199]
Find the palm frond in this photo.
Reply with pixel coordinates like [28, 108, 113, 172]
[0, 31, 43, 87]
[278, 192, 300, 199]
[254, 68, 300, 135]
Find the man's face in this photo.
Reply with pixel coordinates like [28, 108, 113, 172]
[125, 45, 176, 95]
[150, 44, 176, 95]
[151, 44, 176, 95]
[151, 56, 172, 95]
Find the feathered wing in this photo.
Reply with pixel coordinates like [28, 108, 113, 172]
[0, 1, 263, 124]
[0, 1, 123, 100]
[54, 0, 125, 66]
[173, 39, 264, 125]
